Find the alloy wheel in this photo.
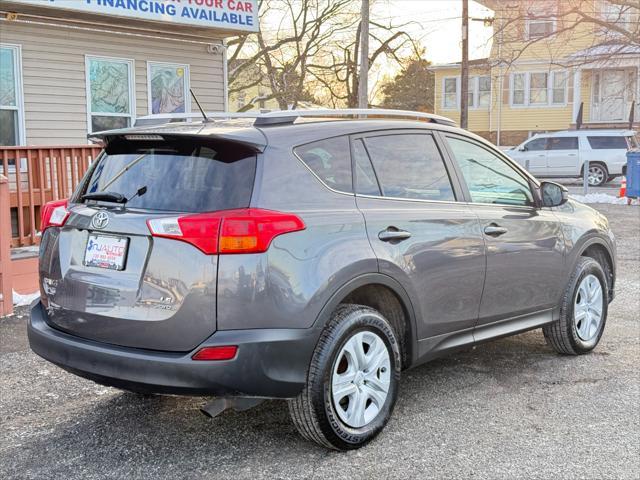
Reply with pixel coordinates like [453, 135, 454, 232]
[574, 274, 604, 342]
[587, 165, 606, 186]
[331, 331, 391, 428]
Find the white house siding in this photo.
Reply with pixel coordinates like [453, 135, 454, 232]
[0, 19, 224, 145]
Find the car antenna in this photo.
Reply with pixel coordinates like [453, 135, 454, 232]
[190, 88, 211, 123]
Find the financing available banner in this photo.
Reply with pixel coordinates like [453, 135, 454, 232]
[11, 0, 259, 33]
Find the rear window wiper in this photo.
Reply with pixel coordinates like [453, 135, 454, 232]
[82, 191, 126, 203]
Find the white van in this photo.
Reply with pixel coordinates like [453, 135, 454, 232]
[508, 129, 639, 186]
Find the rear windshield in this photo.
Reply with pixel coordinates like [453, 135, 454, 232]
[80, 138, 256, 212]
[587, 136, 630, 150]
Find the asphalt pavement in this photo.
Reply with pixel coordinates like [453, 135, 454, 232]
[1, 203, 638, 479]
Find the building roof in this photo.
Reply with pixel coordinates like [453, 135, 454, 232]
[428, 58, 491, 70]
[569, 44, 640, 59]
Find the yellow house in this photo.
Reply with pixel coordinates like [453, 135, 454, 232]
[431, 0, 640, 146]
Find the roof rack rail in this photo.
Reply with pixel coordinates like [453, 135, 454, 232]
[253, 109, 457, 126]
[134, 109, 457, 128]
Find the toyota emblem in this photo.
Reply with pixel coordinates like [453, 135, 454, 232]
[91, 211, 110, 230]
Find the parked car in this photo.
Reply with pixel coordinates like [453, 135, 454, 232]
[29, 110, 616, 450]
[507, 129, 639, 186]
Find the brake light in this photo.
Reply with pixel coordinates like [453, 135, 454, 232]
[192, 345, 238, 361]
[147, 208, 305, 255]
[40, 199, 69, 231]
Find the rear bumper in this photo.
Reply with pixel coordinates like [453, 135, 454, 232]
[28, 301, 318, 398]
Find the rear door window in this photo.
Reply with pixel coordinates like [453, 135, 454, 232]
[548, 137, 578, 150]
[587, 136, 629, 150]
[81, 139, 256, 212]
[362, 134, 455, 201]
[294, 136, 352, 192]
[353, 139, 381, 196]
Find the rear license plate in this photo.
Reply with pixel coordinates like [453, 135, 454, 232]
[84, 234, 129, 270]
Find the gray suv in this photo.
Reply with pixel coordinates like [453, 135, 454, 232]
[29, 110, 616, 450]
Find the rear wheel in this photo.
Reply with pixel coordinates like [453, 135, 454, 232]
[288, 304, 401, 450]
[543, 257, 608, 354]
[586, 163, 608, 187]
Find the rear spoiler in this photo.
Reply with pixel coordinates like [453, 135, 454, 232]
[87, 131, 267, 153]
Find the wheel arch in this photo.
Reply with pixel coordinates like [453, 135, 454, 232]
[578, 239, 615, 299]
[312, 273, 419, 369]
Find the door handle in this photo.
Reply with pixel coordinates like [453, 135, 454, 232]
[378, 227, 412, 242]
[484, 225, 508, 236]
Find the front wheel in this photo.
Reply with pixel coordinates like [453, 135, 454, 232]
[288, 304, 401, 450]
[543, 257, 608, 354]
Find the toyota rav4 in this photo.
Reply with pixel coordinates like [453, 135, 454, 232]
[29, 110, 616, 450]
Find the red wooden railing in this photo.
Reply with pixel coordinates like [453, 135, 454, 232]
[0, 174, 12, 315]
[0, 145, 103, 247]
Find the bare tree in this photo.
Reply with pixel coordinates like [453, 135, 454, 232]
[227, 0, 356, 110]
[228, 0, 423, 110]
[307, 17, 422, 107]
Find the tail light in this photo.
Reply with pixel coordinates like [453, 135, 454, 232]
[147, 208, 305, 255]
[40, 199, 69, 231]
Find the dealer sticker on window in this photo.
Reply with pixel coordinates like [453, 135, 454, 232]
[84, 235, 128, 271]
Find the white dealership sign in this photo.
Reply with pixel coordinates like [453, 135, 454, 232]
[11, 0, 259, 32]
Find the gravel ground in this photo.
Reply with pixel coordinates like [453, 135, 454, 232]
[1, 204, 638, 480]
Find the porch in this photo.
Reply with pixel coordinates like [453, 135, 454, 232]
[0, 145, 101, 315]
[570, 46, 640, 129]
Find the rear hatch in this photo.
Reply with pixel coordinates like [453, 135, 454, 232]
[39, 134, 258, 351]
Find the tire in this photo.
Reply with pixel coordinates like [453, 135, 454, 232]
[288, 304, 401, 450]
[543, 257, 608, 355]
[586, 163, 608, 187]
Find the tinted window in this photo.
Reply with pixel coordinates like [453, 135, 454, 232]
[548, 137, 578, 150]
[523, 138, 547, 151]
[83, 139, 256, 212]
[295, 136, 352, 192]
[353, 139, 381, 196]
[587, 136, 629, 150]
[447, 137, 534, 207]
[363, 134, 455, 201]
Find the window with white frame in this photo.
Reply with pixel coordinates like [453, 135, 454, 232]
[442, 75, 491, 109]
[148, 62, 190, 114]
[524, 0, 558, 39]
[551, 71, 568, 104]
[0, 45, 24, 146]
[529, 72, 548, 104]
[86, 56, 135, 133]
[511, 71, 567, 107]
[477, 76, 491, 107]
[443, 77, 458, 109]
[512, 73, 526, 106]
[601, 1, 631, 23]
[526, 18, 556, 39]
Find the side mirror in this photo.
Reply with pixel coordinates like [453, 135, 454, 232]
[540, 181, 569, 207]
[518, 146, 526, 152]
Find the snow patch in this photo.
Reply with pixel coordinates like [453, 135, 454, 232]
[570, 193, 634, 205]
[13, 290, 40, 307]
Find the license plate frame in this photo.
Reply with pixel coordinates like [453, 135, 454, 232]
[83, 234, 129, 271]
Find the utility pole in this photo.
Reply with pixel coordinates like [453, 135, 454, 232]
[460, 0, 469, 129]
[358, 0, 370, 109]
